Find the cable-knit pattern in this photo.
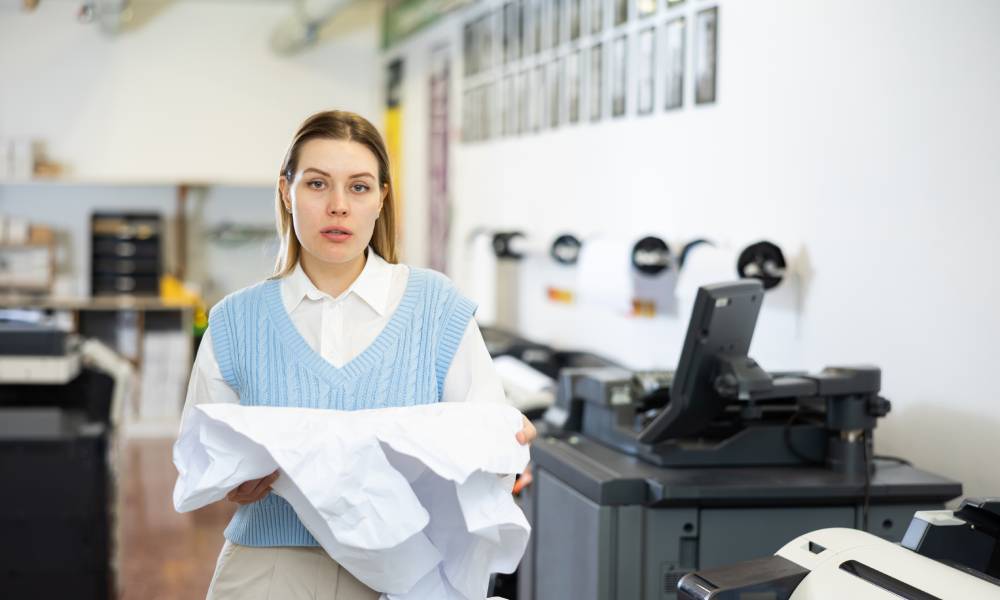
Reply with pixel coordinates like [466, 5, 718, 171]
[207, 267, 477, 547]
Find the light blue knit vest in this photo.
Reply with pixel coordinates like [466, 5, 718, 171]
[208, 266, 477, 547]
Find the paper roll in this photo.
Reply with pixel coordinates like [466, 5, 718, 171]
[675, 242, 738, 306]
[575, 236, 634, 314]
[464, 230, 498, 325]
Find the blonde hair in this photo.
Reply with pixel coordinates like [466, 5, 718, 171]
[272, 110, 398, 278]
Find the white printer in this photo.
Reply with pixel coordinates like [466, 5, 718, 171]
[678, 497, 1000, 599]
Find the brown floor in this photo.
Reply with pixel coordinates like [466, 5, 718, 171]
[119, 438, 235, 600]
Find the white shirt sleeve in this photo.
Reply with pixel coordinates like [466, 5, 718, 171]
[442, 319, 508, 405]
[178, 328, 240, 432]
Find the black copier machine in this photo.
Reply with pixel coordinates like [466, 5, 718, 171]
[518, 281, 962, 600]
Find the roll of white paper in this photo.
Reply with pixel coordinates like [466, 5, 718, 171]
[575, 236, 634, 314]
[674, 242, 739, 325]
[463, 230, 498, 325]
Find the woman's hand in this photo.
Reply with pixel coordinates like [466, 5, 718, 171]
[515, 415, 537, 445]
[226, 470, 280, 505]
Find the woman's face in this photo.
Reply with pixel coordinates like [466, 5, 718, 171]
[281, 138, 386, 269]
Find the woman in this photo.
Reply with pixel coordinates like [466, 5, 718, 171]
[181, 110, 536, 599]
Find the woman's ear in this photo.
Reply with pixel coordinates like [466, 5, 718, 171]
[279, 177, 292, 213]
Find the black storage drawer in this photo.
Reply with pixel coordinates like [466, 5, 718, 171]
[92, 257, 161, 275]
[90, 212, 162, 297]
[92, 236, 161, 259]
[92, 274, 159, 295]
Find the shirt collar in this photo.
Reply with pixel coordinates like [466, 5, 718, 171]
[282, 248, 392, 316]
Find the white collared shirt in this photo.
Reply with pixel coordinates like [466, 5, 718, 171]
[180, 251, 506, 427]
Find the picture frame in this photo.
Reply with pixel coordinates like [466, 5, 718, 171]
[549, 58, 563, 129]
[663, 16, 685, 110]
[482, 82, 495, 140]
[550, 0, 563, 49]
[518, 69, 531, 134]
[479, 13, 495, 74]
[637, 0, 656, 19]
[462, 88, 472, 142]
[590, 0, 604, 34]
[534, 64, 547, 131]
[614, 0, 627, 27]
[569, 0, 581, 41]
[503, 73, 517, 135]
[503, 1, 521, 64]
[463, 21, 476, 77]
[695, 6, 718, 104]
[524, 0, 539, 55]
[611, 34, 627, 117]
[589, 43, 604, 121]
[567, 49, 581, 123]
[637, 26, 655, 114]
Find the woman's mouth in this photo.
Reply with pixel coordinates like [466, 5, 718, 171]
[320, 227, 353, 242]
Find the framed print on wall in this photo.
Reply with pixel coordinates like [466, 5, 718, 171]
[503, 73, 518, 135]
[569, 0, 581, 41]
[479, 13, 495, 73]
[637, 0, 656, 19]
[550, 0, 564, 48]
[590, 0, 604, 34]
[534, 63, 547, 131]
[524, 0, 538, 55]
[567, 49, 581, 123]
[518, 69, 531, 133]
[589, 43, 603, 121]
[637, 26, 655, 114]
[549, 58, 563, 129]
[695, 6, 718, 104]
[664, 16, 685, 110]
[611, 34, 627, 117]
[463, 21, 475, 76]
[614, 0, 627, 27]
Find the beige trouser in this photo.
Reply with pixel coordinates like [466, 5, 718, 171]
[206, 541, 381, 600]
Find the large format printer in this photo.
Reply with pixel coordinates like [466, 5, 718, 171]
[0, 320, 124, 599]
[678, 497, 1000, 599]
[519, 281, 962, 600]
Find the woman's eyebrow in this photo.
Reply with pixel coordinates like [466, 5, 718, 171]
[302, 167, 374, 180]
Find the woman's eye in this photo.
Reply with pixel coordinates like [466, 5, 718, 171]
[352, 183, 370, 193]
[307, 180, 325, 190]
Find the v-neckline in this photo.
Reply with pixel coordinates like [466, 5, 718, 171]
[262, 267, 424, 387]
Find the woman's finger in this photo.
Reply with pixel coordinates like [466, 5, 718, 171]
[516, 416, 537, 445]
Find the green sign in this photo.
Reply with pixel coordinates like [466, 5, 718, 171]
[383, 0, 474, 48]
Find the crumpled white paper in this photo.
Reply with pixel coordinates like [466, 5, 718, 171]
[173, 402, 532, 600]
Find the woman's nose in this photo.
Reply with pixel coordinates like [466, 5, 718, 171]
[327, 192, 349, 216]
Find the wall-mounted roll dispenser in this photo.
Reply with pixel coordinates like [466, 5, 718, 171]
[550, 234, 582, 266]
[738, 240, 787, 290]
[492, 231, 527, 260]
[630, 236, 672, 276]
[546, 234, 582, 304]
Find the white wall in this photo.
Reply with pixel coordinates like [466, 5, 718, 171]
[395, 0, 1000, 500]
[0, 0, 382, 184]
